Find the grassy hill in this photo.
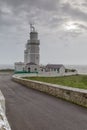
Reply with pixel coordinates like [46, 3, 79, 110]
[24, 75, 87, 89]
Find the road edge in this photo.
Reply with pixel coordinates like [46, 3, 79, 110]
[12, 75, 87, 108]
[0, 90, 11, 130]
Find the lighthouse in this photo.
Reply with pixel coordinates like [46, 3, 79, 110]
[14, 24, 66, 74]
[24, 24, 40, 65]
[15, 24, 40, 73]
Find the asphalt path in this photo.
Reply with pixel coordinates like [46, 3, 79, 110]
[0, 73, 87, 130]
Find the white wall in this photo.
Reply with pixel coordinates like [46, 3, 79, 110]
[15, 63, 24, 72]
[59, 66, 65, 75]
[25, 64, 40, 72]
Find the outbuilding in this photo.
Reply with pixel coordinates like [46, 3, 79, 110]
[46, 64, 65, 74]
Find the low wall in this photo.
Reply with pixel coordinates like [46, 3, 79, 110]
[0, 90, 11, 130]
[13, 76, 87, 108]
[13, 72, 77, 78]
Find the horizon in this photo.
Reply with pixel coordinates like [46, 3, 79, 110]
[0, 64, 87, 66]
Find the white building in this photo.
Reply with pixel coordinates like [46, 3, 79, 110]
[14, 62, 25, 72]
[45, 64, 65, 74]
[14, 25, 66, 75]
[25, 62, 40, 73]
[15, 24, 40, 73]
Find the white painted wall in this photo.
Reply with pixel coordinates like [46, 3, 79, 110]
[24, 30, 40, 65]
[15, 62, 25, 72]
[25, 64, 40, 72]
[59, 66, 65, 75]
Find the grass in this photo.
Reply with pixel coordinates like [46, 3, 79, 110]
[0, 69, 14, 72]
[24, 75, 87, 89]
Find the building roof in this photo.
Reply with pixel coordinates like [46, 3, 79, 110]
[26, 62, 37, 65]
[46, 64, 64, 69]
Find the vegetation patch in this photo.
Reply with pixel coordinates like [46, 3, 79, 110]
[24, 75, 87, 89]
[0, 69, 14, 72]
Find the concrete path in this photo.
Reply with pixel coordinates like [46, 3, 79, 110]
[0, 73, 87, 130]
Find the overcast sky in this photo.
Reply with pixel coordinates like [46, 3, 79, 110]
[0, 0, 87, 65]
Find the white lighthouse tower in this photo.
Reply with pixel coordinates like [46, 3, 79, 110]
[14, 24, 40, 73]
[24, 24, 40, 65]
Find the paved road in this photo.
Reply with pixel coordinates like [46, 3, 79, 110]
[0, 73, 87, 130]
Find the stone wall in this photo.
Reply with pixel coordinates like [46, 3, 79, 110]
[13, 76, 87, 108]
[0, 90, 11, 130]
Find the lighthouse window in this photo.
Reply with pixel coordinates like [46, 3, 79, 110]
[57, 68, 59, 72]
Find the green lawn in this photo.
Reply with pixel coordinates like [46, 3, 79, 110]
[24, 75, 87, 89]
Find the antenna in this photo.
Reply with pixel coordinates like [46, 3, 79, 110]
[30, 23, 35, 32]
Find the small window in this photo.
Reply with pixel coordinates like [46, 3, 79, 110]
[41, 69, 43, 71]
[34, 68, 37, 72]
[57, 68, 59, 72]
[54, 68, 56, 71]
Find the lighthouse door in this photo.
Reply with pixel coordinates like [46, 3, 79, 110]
[28, 67, 31, 73]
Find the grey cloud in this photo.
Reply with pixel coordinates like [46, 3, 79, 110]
[70, 22, 87, 31]
[81, 3, 87, 7]
[77, 24, 87, 31]
[0, 0, 60, 28]
[2, 0, 60, 12]
[47, 16, 68, 29]
[0, 12, 22, 28]
[0, 0, 87, 65]
[65, 22, 87, 37]
[0, 0, 87, 27]
[61, 3, 87, 21]
[0, 0, 87, 37]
